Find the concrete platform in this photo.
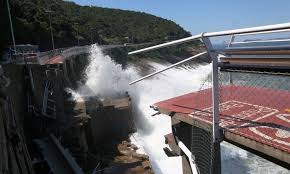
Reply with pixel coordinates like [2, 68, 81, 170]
[153, 85, 290, 168]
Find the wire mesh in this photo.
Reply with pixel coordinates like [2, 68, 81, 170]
[218, 70, 290, 161]
[191, 125, 213, 174]
[189, 69, 290, 173]
[189, 72, 219, 174]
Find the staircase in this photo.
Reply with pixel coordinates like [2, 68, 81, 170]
[42, 80, 56, 119]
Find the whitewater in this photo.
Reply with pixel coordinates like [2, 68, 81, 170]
[70, 45, 288, 174]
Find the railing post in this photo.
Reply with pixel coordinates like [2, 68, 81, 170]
[228, 35, 235, 48]
[202, 35, 221, 174]
[228, 72, 233, 85]
[201, 35, 220, 142]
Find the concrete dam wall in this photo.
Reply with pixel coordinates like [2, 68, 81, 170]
[0, 51, 151, 174]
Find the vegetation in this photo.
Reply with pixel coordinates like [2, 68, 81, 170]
[1, 0, 194, 52]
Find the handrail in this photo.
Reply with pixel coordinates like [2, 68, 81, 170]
[129, 51, 207, 85]
[128, 22, 290, 55]
[228, 28, 290, 47]
[234, 28, 290, 36]
[231, 38, 290, 45]
[128, 34, 202, 55]
[129, 23, 290, 84]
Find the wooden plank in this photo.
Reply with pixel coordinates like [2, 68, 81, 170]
[14, 145, 28, 174]
[1, 97, 34, 174]
[20, 128, 34, 174]
[7, 143, 20, 174]
[0, 102, 6, 173]
[7, 97, 28, 174]
[182, 156, 193, 174]
[0, 99, 9, 173]
[223, 49, 290, 55]
[2, 98, 20, 174]
[221, 57, 290, 66]
[102, 97, 130, 109]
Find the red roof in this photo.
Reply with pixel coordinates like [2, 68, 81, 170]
[44, 55, 64, 64]
[154, 85, 290, 154]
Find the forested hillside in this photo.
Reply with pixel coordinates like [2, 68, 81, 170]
[1, 0, 192, 51]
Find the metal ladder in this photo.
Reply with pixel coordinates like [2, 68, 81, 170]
[42, 80, 56, 118]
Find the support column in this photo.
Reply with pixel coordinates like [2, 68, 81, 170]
[202, 36, 221, 174]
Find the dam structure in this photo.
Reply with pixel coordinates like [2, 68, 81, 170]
[1, 22, 290, 173]
[0, 43, 154, 174]
[129, 23, 290, 174]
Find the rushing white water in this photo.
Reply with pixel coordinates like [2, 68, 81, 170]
[71, 45, 288, 174]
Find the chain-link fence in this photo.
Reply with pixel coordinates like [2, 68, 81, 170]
[187, 67, 290, 173]
[218, 70, 290, 160]
[188, 71, 220, 174]
[191, 125, 214, 174]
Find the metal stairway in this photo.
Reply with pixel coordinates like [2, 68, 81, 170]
[42, 80, 56, 118]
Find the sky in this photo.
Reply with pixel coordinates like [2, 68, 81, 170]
[70, 0, 290, 35]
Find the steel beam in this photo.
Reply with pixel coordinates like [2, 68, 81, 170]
[202, 36, 221, 174]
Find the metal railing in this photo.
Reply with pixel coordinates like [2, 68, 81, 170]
[227, 28, 290, 48]
[127, 23, 290, 172]
[37, 43, 154, 65]
[37, 46, 91, 65]
[127, 22, 290, 174]
[128, 22, 290, 55]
